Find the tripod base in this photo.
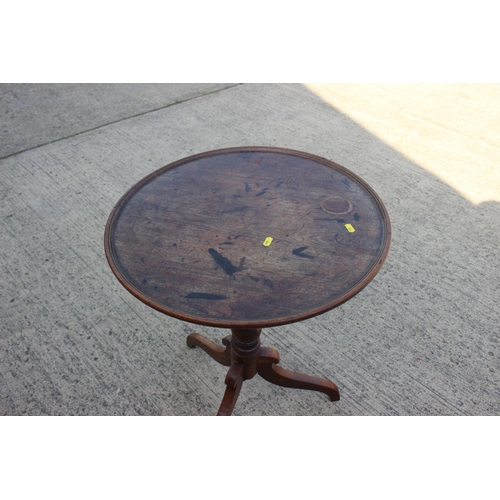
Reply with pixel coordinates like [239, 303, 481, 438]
[187, 328, 339, 416]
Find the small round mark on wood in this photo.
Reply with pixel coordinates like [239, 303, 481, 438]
[322, 196, 352, 215]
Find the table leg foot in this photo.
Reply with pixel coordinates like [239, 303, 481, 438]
[186, 332, 231, 366]
[217, 363, 244, 416]
[257, 346, 340, 401]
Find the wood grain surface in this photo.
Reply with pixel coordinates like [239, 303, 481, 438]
[105, 147, 391, 328]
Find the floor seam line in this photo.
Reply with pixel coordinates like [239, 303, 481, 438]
[0, 83, 244, 160]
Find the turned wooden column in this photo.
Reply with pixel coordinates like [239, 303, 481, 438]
[229, 328, 261, 378]
[216, 328, 261, 416]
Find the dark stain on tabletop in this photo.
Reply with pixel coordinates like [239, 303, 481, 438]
[292, 246, 315, 259]
[263, 279, 275, 289]
[185, 293, 227, 300]
[208, 248, 240, 275]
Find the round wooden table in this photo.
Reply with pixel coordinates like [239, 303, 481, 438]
[104, 147, 391, 415]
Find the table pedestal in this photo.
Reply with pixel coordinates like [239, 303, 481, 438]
[187, 328, 340, 416]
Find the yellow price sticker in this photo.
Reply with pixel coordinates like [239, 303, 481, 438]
[345, 224, 355, 233]
[263, 237, 273, 246]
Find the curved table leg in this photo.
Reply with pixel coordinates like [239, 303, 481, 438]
[217, 363, 244, 416]
[186, 333, 231, 366]
[257, 346, 340, 401]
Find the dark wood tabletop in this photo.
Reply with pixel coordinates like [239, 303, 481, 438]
[104, 147, 391, 329]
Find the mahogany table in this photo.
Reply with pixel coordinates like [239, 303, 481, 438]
[104, 147, 391, 415]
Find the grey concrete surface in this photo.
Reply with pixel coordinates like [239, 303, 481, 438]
[0, 83, 236, 158]
[1, 83, 499, 415]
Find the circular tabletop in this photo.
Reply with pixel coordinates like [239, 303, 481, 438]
[104, 147, 391, 328]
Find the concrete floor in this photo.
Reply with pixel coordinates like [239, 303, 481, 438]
[1, 83, 499, 416]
